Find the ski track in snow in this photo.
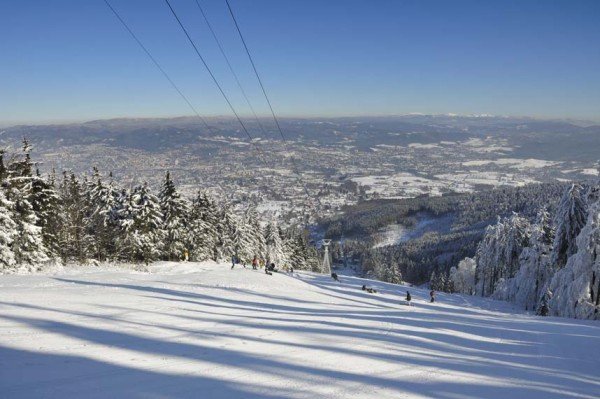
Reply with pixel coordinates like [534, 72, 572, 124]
[1, 261, 599, 399]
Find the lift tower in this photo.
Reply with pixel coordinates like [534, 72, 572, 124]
[321, 239, 332, 274]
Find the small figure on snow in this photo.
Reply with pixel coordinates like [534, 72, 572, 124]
[331, 272, 339, 282]
[362, 284, 377, 294]
[406, 291, 412, 306]
[265, 262, 277, 275]
[183, 249, 189, 262]
[430, 290, 435, 303]
[231, 255, 236, 269]
[252, 256, 258, 270]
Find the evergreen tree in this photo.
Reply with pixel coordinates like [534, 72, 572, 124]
[551, 183, 588, 269]
[117, 183, 163, 264]
[57, 172, 90, 263]
[5, 140, 50, 267]
[0, 190, 17, 270]
[87, 170, 121, 261]
[265, 221, 284, 265]
[188, 191, 218, 261]
[159, 171, 189, 261]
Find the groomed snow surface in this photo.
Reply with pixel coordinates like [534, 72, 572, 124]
[1, 262, 599, 399]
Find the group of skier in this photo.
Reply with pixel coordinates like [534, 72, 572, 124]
[233, 257, 440, 306]
[231, 255, 295, 276]
[360, 287, 435, 306]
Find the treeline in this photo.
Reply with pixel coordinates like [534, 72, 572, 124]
[323, 182, 569, 239]
[324, 182, 568, 286]
[0, 141, 318, 272]
[447, 181, 600, 320]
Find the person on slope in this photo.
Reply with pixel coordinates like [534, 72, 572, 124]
[362, 284, 377, 294]
[331, 272, 340, 282]
[265, 262, 277, 275]
[430, 290, 435, 303]
[252, 256, 258, 270]
[406, 291, 412, 306]
[231, 255, 236, 269]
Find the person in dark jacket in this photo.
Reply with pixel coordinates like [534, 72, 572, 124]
[406, 291, 412, 306]
[331, 272, 340, 282]
[362, 284, 377, 294]
[430, 290, 435, 303]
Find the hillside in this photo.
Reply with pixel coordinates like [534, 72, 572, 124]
[1, 262, 598, 398]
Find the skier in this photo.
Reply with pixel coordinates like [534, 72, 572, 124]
[252, 256, 258, 270]
[265, 262, 277, 275]
[406, 291, 412, 306]
[259, 258, 265, 269]
[362, 284, 377, 294]
[331, 272, 340, 282]
[430, 290, 435, 303]
[231, 255, 236, 269]
[183, 249, 189, 262]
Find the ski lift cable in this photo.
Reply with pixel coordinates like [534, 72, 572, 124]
[163, 0, 303, 203]
[224, 0, 320, 206]
[102, 0, 256, 198]
[102, 0, 215, 135]
[193, 0, 270, 140]
[162, 0, 265, 159]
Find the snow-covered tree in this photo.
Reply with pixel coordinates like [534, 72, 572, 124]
[0, 190, 17, 271]
[550, 183, 588, 270]
[497, 208, 555, 310]
[117, 183, 163, 264]
[475, 214, 530, 297]
[232, 213, 255, 263]
[4, 140, 50, 267]
[57, 172, 91, 263]
[450, 257, 477, 295]
[187, 191, 218, 261]
[86, 169, 121, 261]
[547, 195, 600, 319]
[265, 221, 284, 265]
[159, 171, 189, 261]
[214, 205, 236, 261]
[243, 206, 265, 260]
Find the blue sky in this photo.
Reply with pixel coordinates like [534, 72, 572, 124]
[1, 0, 599, 125]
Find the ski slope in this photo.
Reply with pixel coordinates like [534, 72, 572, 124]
[1, 262, 599, 398]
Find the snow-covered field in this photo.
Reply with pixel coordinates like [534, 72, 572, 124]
[1, 262, 599, 398]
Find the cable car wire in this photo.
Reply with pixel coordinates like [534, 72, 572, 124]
[194, 0, 269, 139]
[224, 0, 319, 206]
[103, 0, 215, 134]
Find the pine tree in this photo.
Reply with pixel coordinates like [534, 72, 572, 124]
[29, 167, 61, 257]
[244, 206, 265, 259]
[0, 190, 17, 271]
[214, 205, 236, 261]
[117, 183, 163, 264]
[551, 183, 588, 269]
[57, 172, 90, 263]
[158, 171, 189, 261]
[188, 190, 218, 261]
[87, 170, 121, 261]
[548, 192, 600, 319]
[5, 140, 50, 267]
[265, 221, 284, 265]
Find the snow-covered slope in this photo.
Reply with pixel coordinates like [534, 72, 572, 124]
[1, 262, 599, 398]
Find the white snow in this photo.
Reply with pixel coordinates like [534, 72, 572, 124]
[1, 262, 599, 398]
[462, 158, 559, 169]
